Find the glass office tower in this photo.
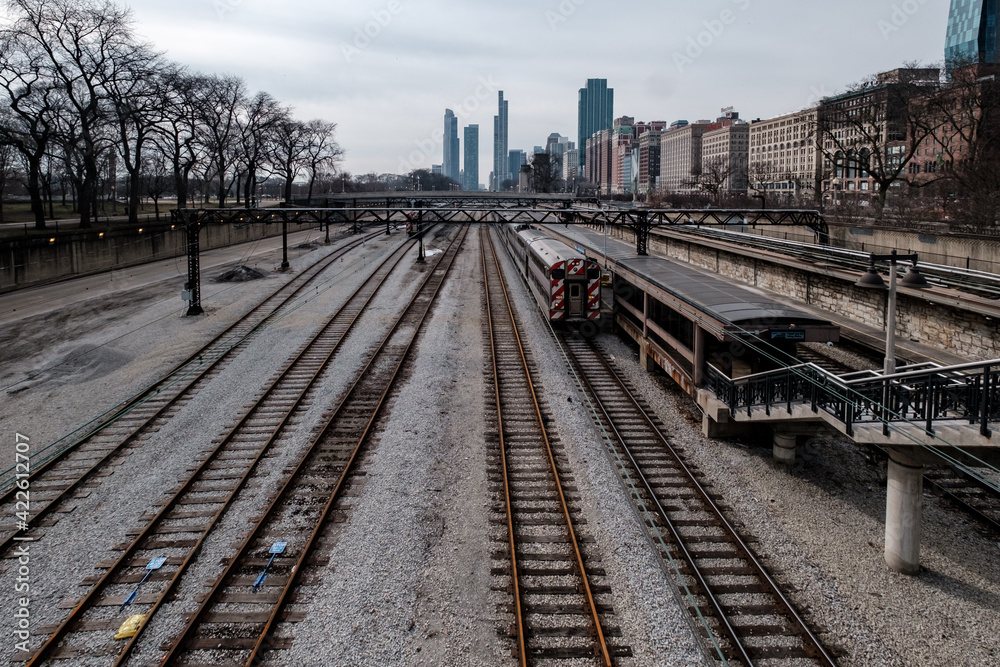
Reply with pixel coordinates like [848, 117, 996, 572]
[946, 0, 1000, 66]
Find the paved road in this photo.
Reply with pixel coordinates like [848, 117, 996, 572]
[1, 226, 328, 323]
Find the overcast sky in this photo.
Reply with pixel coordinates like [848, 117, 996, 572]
[110, 1, 952, 183]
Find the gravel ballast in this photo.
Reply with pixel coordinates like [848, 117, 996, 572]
[3, 222, 999, 666]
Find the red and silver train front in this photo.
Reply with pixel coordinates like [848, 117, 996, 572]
[549, 258, 601, 322]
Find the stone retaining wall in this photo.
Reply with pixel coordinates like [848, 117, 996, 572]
[598, 223, 1000, 361]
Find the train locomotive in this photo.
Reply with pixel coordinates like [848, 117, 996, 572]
[501, 223, 602, 335]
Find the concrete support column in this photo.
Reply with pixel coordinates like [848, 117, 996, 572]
[885, 450, 923, 575]
[642, 292, 649, 339]
[639, 344, 655, 372]
[693, 325, 707, 387]
[773, 432, 797, 464]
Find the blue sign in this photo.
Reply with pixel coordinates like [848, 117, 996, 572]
[771, 331, 805, 341]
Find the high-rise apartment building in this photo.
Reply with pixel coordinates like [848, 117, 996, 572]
[946, 0, 1000, 67]
[702, 110, 750, 193]
[659, 121, 712, 193]
[637, 130, 663, 194]
[463, 125, 479, 191]
[492, 92, 509, 191]
[585, 128, 614, 191]
[578, 79, 614, 175]
[749, 108, 820, 202]
[563, 149, 579, 185]
[507, 150, 526, 190]
[443, 109, 460, 182]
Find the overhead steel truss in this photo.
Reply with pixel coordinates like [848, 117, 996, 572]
[171, 205, 826, 315]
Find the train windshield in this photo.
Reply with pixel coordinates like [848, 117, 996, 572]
[551, 268, 565, 279]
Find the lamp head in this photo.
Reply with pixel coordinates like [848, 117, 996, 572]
[899, 265, 931, 289]
[855, 265, 887, 290]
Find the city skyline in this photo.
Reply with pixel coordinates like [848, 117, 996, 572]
[62, 0, 954, 181]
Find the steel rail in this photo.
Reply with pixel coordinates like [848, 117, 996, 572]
[564, 338, 837, 666]
[160, 224, 467, 666]
[24, 234, 413, 666]
[481, 229, 528, 667]
[484, 229, 613, 667]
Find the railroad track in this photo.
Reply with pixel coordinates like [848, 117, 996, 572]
[482, 228, 629, 665]
[0, 229, 386, 554]
[20, 231, 421, 666]
[152, 223, 468, 666]
[922, 466, 1000, 534]
[556, 335, 837, 667]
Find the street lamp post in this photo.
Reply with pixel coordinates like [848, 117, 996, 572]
[855, 250, 932, 576]
[854, 250, 931, 376]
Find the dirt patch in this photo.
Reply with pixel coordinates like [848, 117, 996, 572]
[215, 265, 267, 282]
[7, 343, 132, 395]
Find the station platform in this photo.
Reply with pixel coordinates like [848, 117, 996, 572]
[536, 221, 1000, 575]
[539, 223, 970, 369]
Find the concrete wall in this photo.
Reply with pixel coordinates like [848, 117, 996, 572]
[597, 223, 1000, 361]
[0, 220, 316, 293]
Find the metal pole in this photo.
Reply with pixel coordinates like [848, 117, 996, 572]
[185, 220, 203, 316]
[280, 221, 289, 271]
[603, 221, 608, 269]
[324, 216, 331, 245]
[416, 205, 425, 263]
[885, 260, 897, 376]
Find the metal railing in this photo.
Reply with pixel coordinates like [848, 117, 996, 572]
[706, 359, 1000, 438]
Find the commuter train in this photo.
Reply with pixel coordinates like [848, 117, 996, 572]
[500, 223, 602, 335]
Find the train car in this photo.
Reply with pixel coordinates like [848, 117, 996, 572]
[504, 225, 601, 333]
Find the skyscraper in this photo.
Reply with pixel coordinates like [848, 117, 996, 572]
[443, 109, 461, 182]
[464, 125, 479, 191]
[492, 92, 509, 190]
[578, 79, 614, 175]
[946, 0, 1000, 66]
[508, 150, 526, 190]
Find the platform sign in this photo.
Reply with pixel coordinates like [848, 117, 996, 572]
[771, 330, 806, 341]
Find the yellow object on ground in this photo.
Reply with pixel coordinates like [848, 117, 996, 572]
[114, 614, 146, 640]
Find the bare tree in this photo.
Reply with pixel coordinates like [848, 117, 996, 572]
[194, 73, 246, 208]
[6, 0, 140, 227]
[106, 45, 167, 224]
[528, 152, 562, 193]
[302, 119, 343, 204]
[0, 23, 59, 228]
[694, 155, 732, 199]
[237, 91, 285, 208]
[916, 62, 1000, 232]
[747, 161, 790, 208]
[270, 118, 311, 202]
[814, 68, 939, 219]
[155, 68, 204, 209]
[140, 151, 169, 219]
